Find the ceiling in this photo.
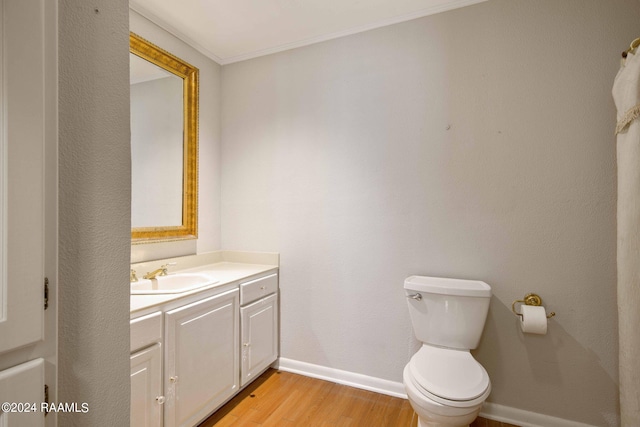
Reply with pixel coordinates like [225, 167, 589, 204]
[130, 0, 487, 65]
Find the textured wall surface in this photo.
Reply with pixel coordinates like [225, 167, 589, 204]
[221, 0, 640, 425]
[130, 10, 222, 262]
[58, 1, 132, 425]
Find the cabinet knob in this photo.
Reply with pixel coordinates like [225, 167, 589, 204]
[243, 343, 251, 347]
[169, 376, 178, 383]
[155, 396, 165, 405]
[260, 286, 266, 290]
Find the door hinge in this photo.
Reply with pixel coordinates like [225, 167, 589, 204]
[44, 277, 49, 310]
[44, 384, 49, 417]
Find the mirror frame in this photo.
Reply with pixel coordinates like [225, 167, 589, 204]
[130, 32, 199, 243]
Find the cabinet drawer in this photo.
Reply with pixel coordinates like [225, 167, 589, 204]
[240, 273, 278, 305]
[130, 311, 162, 352]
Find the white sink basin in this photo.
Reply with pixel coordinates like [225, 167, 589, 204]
[131, 273, 218, 294]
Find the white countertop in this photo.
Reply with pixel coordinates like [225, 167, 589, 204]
[130, 261, 278, 315]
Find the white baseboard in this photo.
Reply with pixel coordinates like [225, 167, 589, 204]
[275, 357, 597, 427]
[275, 357, 407, 398]
[480, 402, 597, 427]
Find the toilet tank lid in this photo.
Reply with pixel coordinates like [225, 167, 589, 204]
[404, 276, 491, 297]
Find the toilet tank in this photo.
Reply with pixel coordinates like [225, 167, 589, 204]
[405, 276, 491, 350]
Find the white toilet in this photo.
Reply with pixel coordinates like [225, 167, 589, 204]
[403, 276, 492, 427]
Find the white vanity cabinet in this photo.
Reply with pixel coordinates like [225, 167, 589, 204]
[130, 312, 163, 427]
[240, 274, 279, 387]
[164, 288, 239, 427]
[130, 263, 279, 427]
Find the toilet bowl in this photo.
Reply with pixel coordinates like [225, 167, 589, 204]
[403, 276, 492, 427]
[404, 365, 485, 427]
[403, 345, 491, 427]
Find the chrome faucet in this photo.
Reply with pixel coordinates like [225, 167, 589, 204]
[144, 263, 175, 280]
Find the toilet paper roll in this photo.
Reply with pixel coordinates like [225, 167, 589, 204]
[520, 305, 548, 335]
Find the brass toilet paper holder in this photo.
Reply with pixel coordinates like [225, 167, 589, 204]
[511, 293, 555, 319]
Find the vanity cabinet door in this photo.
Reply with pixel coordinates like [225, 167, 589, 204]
[240, 293, 278, 387]
[130, 343, 163, 427]
[165, 289, 239, 427]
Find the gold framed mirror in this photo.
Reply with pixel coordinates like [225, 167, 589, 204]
[130, 32, 199, 243]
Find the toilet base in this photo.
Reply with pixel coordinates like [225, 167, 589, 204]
[417, 416, 472, 427]
[410, 396, 479, 427]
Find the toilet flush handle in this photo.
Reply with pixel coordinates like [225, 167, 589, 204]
[407, 293, 422, 301]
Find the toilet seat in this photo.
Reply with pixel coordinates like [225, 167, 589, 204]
[408, 345, 490, 408]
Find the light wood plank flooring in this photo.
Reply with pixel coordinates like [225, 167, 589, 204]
[199, 369, 517, 427]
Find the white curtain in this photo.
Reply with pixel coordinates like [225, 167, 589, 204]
[613, 46, 640, 426]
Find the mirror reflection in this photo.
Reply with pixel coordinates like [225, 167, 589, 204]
[129, 33, 199, 243]
[130, 54, 184, 227]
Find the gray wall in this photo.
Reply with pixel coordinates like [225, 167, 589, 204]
[221, 0, 640, 425]
[58, 0, 131, 425]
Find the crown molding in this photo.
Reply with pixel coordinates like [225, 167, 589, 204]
[129, 1, 224, 65]
[221, 0, 487, 64]
[131, 0, 487, 66]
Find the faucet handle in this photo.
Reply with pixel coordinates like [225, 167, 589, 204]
[159, 262, 176, 276]
[130, 269, 138, 283]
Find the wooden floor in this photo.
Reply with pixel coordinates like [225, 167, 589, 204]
[199, 369, 517, 427]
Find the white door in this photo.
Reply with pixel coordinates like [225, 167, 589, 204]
[0, 1, 55, 426]
[240, 293, 278, 387]
[0, 359, 45, 426]
[131, 344, 163, 427]
[0, 0, 46, 356]
[165, 289, 239, 427]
